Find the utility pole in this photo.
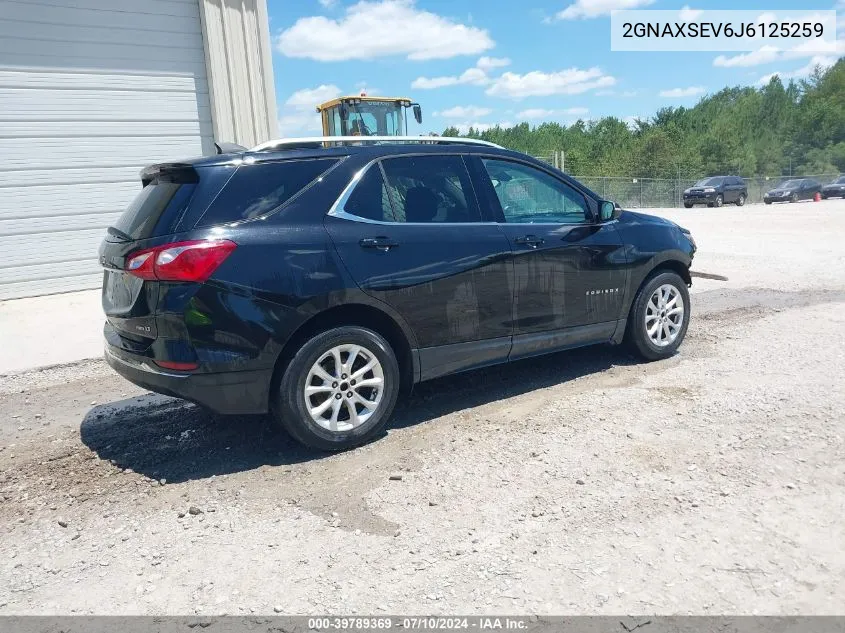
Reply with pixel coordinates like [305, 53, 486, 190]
[677, 163, 681, 208]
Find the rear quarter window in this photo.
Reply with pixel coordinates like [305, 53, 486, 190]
[112, 181, 197, 241]
[197, 158, 339, 226]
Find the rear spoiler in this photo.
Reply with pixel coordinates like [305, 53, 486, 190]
[140, 163, 199, 187]
[214, 141, 248, 154]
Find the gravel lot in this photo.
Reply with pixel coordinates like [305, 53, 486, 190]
[1, 200, 844, 615]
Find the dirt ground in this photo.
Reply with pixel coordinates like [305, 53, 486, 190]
[1, 200, 844, 615]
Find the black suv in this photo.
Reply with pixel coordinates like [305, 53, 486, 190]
[100, 138, 696, 450]
[683, 176, 747, 208]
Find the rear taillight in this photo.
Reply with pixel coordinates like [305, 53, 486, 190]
[125, 240, 236, 282]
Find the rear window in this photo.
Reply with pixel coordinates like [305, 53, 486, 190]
[197, 158, 338, 226]
[111, 181, 197, 241]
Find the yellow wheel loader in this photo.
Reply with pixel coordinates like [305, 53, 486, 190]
[316, 93, 422, 137]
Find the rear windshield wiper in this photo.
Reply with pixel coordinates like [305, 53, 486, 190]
[107, 226, 134, 242]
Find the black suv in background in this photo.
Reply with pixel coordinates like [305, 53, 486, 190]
[763, 178, 822, 204]
[100, 138, 696, 450]
[821, 176, 845, 199]
[683, 176, 747, 208]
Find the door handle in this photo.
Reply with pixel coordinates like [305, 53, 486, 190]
[359, 237, 398, 252]
[514, 235, 545, 248]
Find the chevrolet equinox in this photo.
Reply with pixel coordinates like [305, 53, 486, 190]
[100, 137, 696, 450]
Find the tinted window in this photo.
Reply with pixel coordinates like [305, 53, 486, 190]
[112, 181, 196, 240]
[380, 155, 480, 223]
[343, 166, 394, 221]
[482, 158, 589, 224]
[836, 177, 845, 184]
[198, 158, 337, 226]
[781, 180, 802, 189]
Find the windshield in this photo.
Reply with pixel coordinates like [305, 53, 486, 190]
[346, 101, 406, 136]
[694, 177, 722, 187]
[835, 176, 845, 184]
[781, 180, 802, 189]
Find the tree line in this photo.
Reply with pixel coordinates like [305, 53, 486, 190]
[442, 59, 845, 180]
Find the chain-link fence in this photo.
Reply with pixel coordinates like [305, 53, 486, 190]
[530, 154, 841, 208]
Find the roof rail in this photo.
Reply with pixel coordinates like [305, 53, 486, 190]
[250, 135, 503, 152]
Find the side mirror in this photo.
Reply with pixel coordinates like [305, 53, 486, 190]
[599, 200, 621, 222]
[412, 104, 422, 124]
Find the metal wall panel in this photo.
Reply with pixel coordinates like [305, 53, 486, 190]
[0, 0, 214, 299]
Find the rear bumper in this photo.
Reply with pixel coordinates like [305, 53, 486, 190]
[105, 344, 271, 414]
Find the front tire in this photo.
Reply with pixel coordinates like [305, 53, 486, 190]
[790, 193, 798, 203]
[683, 203, 693, 209]
[714, 194, 724, 208]
[625, 271, 690, 361]
[273, 326, 400, 451]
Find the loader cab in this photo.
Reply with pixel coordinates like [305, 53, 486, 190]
[317, 95, 422, 137]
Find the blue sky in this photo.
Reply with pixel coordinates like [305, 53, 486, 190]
[266, 0, 844, 135]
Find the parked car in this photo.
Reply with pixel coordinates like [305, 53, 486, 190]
[763, 178, 822, 204]
[821, 176, 845, 199]
[683, 176, 747, 208]
[99, 137, 696, 451]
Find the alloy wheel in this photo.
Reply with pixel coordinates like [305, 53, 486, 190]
[304, 344, 385, 432]
[644, 284, 685, 347]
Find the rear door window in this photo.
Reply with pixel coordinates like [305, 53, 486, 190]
[379, 155, 481, 223]
[197, 158, 338, 226]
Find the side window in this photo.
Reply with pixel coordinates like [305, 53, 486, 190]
[482, 158, 589, 224]
[380, 155, 481, 223]
[343, 166, 394, 222]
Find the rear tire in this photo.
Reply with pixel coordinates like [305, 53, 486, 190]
[736, 193, 746, 206]
[272, 326, 400, 451]
[625, 271, 690, 361]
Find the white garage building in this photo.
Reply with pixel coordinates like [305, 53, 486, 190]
[0, 0, 278, 299]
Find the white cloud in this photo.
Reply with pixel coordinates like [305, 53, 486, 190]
[278, 111, 323, 135]
[714, 38, 844, 69]
[476, 56, 511, 71]
[437, 105, 493, 118]
[678, 5, 703, 20]
[412, 67, 490, 89]
[485, 67, 616, 99]
[552, 0, 654, 21]
[516, 107, 589, 120]
[284, 84, 341, 109]
[757, 55, 838, 84]
[659, 86, 705, 98]
[714, 46, 781, 68]
[412, 58, 501, 90]
[277, 0, 494, 61]
[318, 0, 338, 7]
[784, 37, 845, 59]
[279, 84, 341, 134]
